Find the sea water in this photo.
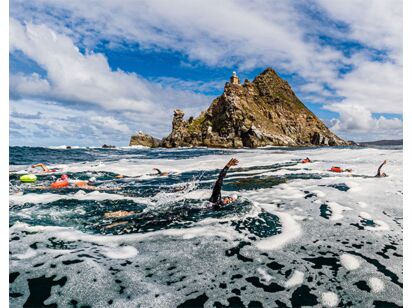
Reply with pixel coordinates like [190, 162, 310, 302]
[9, 146, 403, 307]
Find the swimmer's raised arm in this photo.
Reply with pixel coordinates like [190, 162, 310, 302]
[376, 160, 387, 177]
[209, 158, 239, 209]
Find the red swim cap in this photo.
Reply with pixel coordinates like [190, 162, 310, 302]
[61, 174, 69, 180]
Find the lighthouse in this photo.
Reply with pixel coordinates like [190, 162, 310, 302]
[230, 71, 240, 85]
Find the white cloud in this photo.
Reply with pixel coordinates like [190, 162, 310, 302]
[9, 99, 134, 146]
[9, 0, 403, 143]
[10, 73, 51, 96]
[90, 116, 131, 134]
[333, 57, 402, 114]
[10, 18, 210, 115]
[10, 18, 155, 112]
[317, 0, 402, 62]
[325, 103, 402, 141]
[10, 0, 345, 83]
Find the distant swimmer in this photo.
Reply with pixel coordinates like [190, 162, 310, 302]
[301, 157, 311, 163]
[114, 168, 171, 179]
[152, 168, 171, 176]
[32, 163, 58, 173]
[104, 210, 136, 218]
[375, 160, 388, 177]
[209, 158, 239, 210]
[329, 166, 352, 173]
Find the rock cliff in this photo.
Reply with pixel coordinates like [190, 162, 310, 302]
[130, 68, 347, 148]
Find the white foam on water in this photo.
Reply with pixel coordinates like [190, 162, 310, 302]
[48, 145, 82, 149]
[62, 152, 294, 176]
[275, 186, 306, 199]
[10, 190, 150, 206]
[359, 212, 372, 220]
[327, 202, 352, 221]
[340, 253, 361, 271]
[312, 190, 326, 197]
[127, 145, 149, 149]
[10, 221, 245, 246]
[357, 201, 368, 208]
[257, 267, 273, 283]
[284, 270, 304, 288]
[321, 291, 339, 307]
[101, 246, 138, 259]
[255, 208, 302, 251]
[345, 180, 361, 192]
[292, 215, 307, 221]
[365, 220, 390, 231]
[13, 248, 38, 260]
[368, 277, 385, 293]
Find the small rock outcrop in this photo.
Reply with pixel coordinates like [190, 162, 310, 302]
[102, 144, 116, 149]
[129, 131, 161, 147]
[160, 68, 347, 148]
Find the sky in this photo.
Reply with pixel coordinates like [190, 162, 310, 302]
[9, 0, 403, 146]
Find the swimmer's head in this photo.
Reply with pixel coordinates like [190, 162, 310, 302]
[222, 194, 238, 205]
[60, 174, 69, 180]
[89, 177, 96, 182]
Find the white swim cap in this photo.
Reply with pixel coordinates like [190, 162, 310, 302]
[89, 177, 96, 182]
[230, 194, 238, 201]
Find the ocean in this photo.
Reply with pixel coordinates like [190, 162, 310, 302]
[9, 146, 403, 307]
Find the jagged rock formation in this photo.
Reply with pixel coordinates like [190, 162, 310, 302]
[129, 131, 161, 147]
[159, 68, 347, 148]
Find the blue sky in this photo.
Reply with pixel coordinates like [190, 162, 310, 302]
[9, 0, 403, 146]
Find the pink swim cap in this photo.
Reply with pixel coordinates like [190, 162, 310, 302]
[60, 174, 69, 180]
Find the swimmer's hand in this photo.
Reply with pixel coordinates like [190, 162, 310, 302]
[226, 158, 239, 168]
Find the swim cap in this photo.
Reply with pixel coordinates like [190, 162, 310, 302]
[230, 194, 238, 201]
[60, 174, 69, 180]
[89, 177, 96, 182]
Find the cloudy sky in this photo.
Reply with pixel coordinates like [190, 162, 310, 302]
[9, 0, 402, 146]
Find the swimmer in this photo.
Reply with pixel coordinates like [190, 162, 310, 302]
[375, 160, 388, 177]
[209, 158, 239, 210]
[104, 210, 136, 218]
[152, 168, 171, 176]
[301, 157, 311, 163]
[114, 168, 170, 179]
[31, 163, 59, 173]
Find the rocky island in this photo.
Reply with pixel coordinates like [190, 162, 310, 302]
[130, 68, 348, 148]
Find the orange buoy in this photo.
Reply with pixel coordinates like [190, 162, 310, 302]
[50, 180, 69, 188]
[329, 167, 343, 173]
